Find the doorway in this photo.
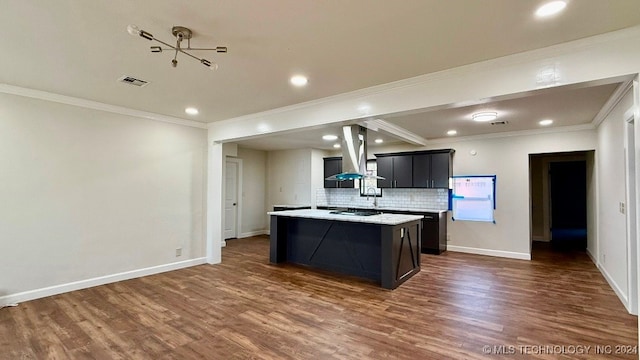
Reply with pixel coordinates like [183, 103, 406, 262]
[530, 152, 590, 257]
[549, 160, 587, 249]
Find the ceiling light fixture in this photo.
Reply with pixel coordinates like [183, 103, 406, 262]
[290, 75, 308, 87]
[374, 139, 384, 144]
[185, 107, 199, 115]
[333, 143, 341, 149]
[447, 130, 457, 136]
[535, 1, 567, 17]
[127, 24, 227, 71]
[322, 134, 338, 141]
[539, 119, 554, 126]
[472, 112, 498, 122]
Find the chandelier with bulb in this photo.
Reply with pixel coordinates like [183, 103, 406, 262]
[127, 25, 227, 71]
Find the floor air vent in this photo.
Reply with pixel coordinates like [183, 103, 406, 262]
[118, 76, 149, 87]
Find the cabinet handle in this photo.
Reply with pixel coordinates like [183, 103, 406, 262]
[431, 180, 434, 188]
[394, 180, 397, 188]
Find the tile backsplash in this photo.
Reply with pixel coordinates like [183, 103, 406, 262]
[316, 188, 449, 211]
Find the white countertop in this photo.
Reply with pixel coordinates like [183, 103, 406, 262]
[273, 204, 311, 208]
[320, 206, 448, 214]
[374, 207, 448, 214]
[267, 209, 424, 225]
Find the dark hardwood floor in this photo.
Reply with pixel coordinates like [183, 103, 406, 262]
[1, 236, 637, 359]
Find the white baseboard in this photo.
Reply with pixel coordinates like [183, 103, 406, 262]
[586, 248, 597, 265]
[239, 230, 268, 238]
[221, 240, 227, 247]
[0, 257, 206, 307]
[597, 262, 630, 313]
[447, 245, 531, 260]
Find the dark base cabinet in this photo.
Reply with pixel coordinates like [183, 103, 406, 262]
[422, 212, 447, 254]
[270, 215, 421, 289]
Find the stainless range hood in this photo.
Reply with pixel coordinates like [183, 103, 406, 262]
[325, 125, 383, 181]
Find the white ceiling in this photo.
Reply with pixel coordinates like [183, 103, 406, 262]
[2, 0, 639, 129]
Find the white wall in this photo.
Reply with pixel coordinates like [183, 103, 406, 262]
[0, 93, 207, 300]
[236, 147, 267, 236]
[596, 91, 634, 303]
[367, 129, 597, 258]
[266, 149, 312, 228]
[310, 149, 329, 208]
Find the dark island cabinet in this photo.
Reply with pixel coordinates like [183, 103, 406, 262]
[376, 155, 412, 188]
[323, 157, 354, 188]
[376, 149, 454, 189]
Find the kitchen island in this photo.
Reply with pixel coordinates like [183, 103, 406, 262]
[268, 209, 423, 289]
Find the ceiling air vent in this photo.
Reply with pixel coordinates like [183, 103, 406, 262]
[118, 76, 149, 87]
[490, 120, 509, 125]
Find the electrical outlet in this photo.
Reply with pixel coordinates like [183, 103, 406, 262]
[175, 247, 182, 257]
[620, 202, 625, 214]
[602, 253, 605, 264]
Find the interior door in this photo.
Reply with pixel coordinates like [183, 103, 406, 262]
[225, 161, 238, 239]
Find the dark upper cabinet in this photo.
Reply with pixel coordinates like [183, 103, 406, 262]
[430, 152, 451, 188]
[412, 154, 431, 188]
[323, 157, 354, 188]
[394, 156, 413, 188]
[376, 156, 393, 188]
[377, 149, 454, 189]
[412, 151, 452, 188]
[376, 155, 413, 188]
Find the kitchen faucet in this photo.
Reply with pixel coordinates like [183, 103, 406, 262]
[365, 187, 378, 208]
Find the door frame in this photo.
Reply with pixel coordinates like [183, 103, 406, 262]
[223, 157, 243, 246]
[625, 107, 638, 315]
[534, 153, 588, 242]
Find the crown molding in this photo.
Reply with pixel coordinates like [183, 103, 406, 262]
[426, 123, 596, 145]
[591, 80, 634, 128]
[0, 84, 208, 129]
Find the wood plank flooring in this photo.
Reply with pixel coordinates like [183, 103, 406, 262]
[1, 236, 637, 359]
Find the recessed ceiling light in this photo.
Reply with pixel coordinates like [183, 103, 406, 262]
[374, 138, 384, 144]
[290, 75, 308, 87]
[535, 1, 567, 18]
[322, 134, 338, 141]
[333, 143, 341, 149]
[185, 107, 199, 115]
[539, 119, 554, 126]
[472, 112, 498, 122]
[447, 130, 457, 136]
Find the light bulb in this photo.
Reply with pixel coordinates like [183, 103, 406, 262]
[472, 112, 498, 122]
[290, 75, 308, 87]
[127, 24, 141, 36]
[201, 59, 219, 71]
[535, 1, 566, 18]
[185, 107, 199, 116]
